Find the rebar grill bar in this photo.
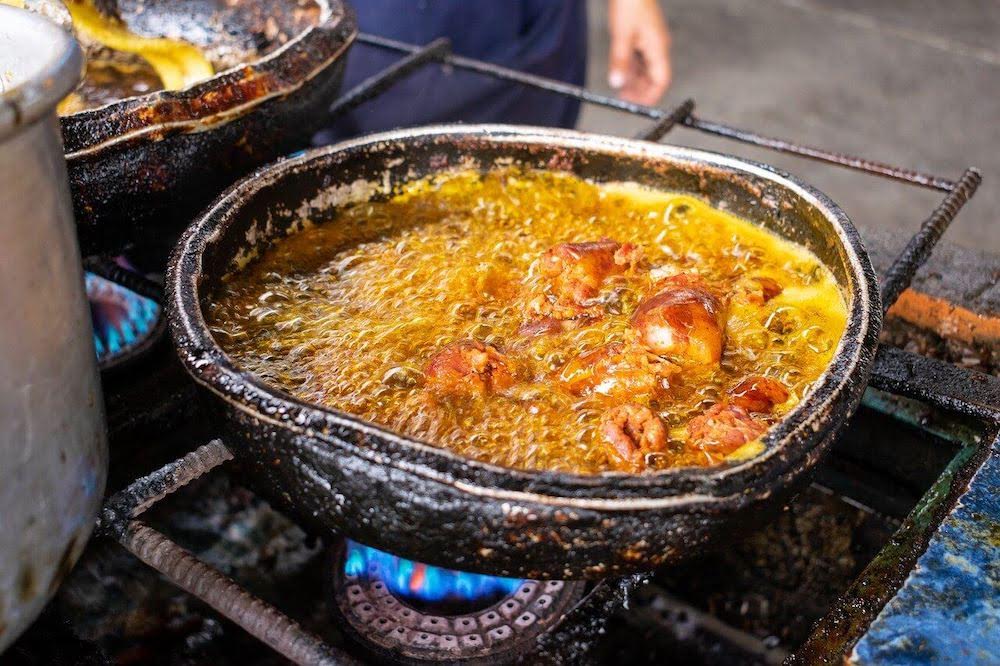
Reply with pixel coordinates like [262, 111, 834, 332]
[84, 255, 164, 304]
[879, 168, 983, 312]
[679, 116, 958, 192]
[99, 439, 233, 538]
[328, 37, 452, 119]
[355, 33, 660, 118]
[356, 33, 962, 192]
[98, 439, 358, 665]
[124, 520, 356, 666]
[635, 98, 695, 142]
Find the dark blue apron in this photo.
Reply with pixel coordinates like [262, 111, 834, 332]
[316, 0, 587, 143]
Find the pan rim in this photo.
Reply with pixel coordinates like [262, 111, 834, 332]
[168, 123, 881, 509]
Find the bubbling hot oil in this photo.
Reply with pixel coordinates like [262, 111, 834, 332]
[207, 170, 848, 474]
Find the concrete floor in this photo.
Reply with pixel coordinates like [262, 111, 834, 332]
[579, 0, 999, 254]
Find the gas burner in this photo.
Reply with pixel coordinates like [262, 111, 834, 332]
[85, 267, 161, 369]
[332, 540, 586, 664]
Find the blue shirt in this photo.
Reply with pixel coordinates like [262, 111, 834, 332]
[316, 0, 587, 143]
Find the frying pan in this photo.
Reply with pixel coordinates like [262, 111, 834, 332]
[52, 0, 356, 259]
[167, 125, 880, 580]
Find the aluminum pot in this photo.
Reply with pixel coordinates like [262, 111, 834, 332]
[0, 7, 107, 652]
[168, 126, 880, 580]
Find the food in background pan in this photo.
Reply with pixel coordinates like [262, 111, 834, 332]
[58, 0, 213, 113]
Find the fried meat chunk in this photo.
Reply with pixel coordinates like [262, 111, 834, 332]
[728, 375, 789, 413]
[686, 403, 768, 459]
[600, 403, 667, 471]
[558, 342, 676, 398]
[424, 340, 516, 396]
[631, 274, 725, 365]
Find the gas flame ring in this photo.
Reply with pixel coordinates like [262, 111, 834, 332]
[86, 269, 162, 369]
[331, 540, 586, 663]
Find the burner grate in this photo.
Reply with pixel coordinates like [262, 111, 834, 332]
[88, 32, 998, 666]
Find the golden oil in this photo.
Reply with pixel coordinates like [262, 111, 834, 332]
[208, 170, 848, 474]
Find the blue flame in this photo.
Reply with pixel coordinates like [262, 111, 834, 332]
[344, 540, 523, 604]
[86, 271, 160, 363]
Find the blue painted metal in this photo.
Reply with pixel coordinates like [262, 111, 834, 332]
[852, 433, 1000, 665]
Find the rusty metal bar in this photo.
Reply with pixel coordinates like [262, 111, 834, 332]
[83, 255, 163, 304]
[879, 168, 983, 313]
[357, 32, 962, 192]
[97, 440, 357, 665]
[123, 521, 357, 666]
[870, 345, 1000, 423]
[635, 99, 695, 142]
[681, 116, 958, 191]
[328, 37, 453, 119]
[356, 32, 663, 118]
[98, 439, 233, 538]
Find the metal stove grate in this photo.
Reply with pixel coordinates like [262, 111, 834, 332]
[92, 33, 998, 665]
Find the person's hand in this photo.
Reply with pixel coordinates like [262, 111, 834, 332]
[607, 0, 672, 106]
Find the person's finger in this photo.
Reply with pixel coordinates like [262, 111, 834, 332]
[608, 27, 634, 90]
[637, 29, 671, 104]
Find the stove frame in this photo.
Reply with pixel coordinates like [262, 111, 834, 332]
[91, 34, 998, 665]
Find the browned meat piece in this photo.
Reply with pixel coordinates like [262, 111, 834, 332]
[526, 238, 642, 322]
[631, 274, 725, 365]
[540, 238, 641, 303]
[517, 316, 578, 338]
[558, 342, 676, 398]
[686, 404, 768, 458]
[752, 276, 783, 302]
[729, 375, 789, 413]
[424, 340, 516, 396]
[600, 404, 667, 471]
[736, 275, 784, 305]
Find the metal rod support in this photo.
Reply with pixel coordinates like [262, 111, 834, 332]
[122, 521, 358, 666]
[99, 440, 358, 664]
[635, 99, 695, 142]
[98, 439, 233, 539]
[682, 116, 958, 191]
[880, 168, 983, 312]
[328, 37, 452, 118]
[355, 33, 660, 119]
[83, 255, 164, 304]
[356, 33, 963, 191]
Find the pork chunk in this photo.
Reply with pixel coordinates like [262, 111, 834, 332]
[600, 404, 667, 471]
[686, 403, 768, 459]
[631, 274, 725, 365]
[424, 340, 516, 396]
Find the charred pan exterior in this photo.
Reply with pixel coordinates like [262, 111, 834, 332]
[167, 126, 881, 580]
[61, 0, 356, 258]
